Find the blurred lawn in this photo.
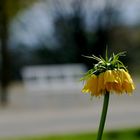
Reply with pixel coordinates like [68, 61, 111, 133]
[1, 128, 140, 140]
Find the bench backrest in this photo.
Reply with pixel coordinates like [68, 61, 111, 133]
[22, 64, 86, 91]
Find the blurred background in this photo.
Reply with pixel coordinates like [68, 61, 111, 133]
[0, 0, 140, 139]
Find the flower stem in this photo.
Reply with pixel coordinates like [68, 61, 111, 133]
[96, 92, 110, 140]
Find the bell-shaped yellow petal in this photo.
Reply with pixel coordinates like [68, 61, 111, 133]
[97, 72, 105, 95]
[122, 81, 135, 93]
[123, 70, 134, 84]
[105, 82, 113, 92]
[104, 70, 116, 84]
[112, 82, 123, 93]
[113, 70, 122, 84]
[82, 74, 98, 95]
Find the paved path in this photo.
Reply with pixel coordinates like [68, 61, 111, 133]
[0, 78, 140, 137]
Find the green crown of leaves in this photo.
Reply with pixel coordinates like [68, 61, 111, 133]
[81, 51, 127, 81]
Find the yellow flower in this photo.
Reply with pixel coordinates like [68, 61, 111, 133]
[81, 51, 135, 140]
[82, 69, 135, 96]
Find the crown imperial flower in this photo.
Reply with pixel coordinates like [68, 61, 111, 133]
[81, 51, 135, 96]
[81, 50, 135, 140]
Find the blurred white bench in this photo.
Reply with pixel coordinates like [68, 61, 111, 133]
[22, 64, 86, 93]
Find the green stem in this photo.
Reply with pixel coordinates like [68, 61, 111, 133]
[96, 92, 110, 140]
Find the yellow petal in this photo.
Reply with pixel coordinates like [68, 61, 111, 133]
[122, 81, 135, 93]
[97, 72, 105, 95]
[104, 70, 116, 84]
[105, 82, 113, 92]
[112, 82, 123, 93]
[113, 69, 123, 84]
[82, 74, 98, 95]
[123, 70, 134, 84]
[90, 76, 98, 96]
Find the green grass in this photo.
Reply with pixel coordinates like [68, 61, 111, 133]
[1, 128, 140, 140]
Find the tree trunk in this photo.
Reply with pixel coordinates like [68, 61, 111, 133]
[0, 0, 10, 105]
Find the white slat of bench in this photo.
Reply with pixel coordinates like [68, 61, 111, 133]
[22, 64, 86, 92]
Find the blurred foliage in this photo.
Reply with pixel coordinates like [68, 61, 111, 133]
[109, 25, 140, 73]
[4, 0, 38, 21]
[1, 0, 140, 81]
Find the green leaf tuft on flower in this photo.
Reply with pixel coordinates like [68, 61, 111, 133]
[81, 51, 127, 80]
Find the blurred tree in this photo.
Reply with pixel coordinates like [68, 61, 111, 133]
[0, 0, 37, 105]
[71, 0, 89, 66]
[33, 46, 59, 64]
[89, 0, 120, 59]
[53, 0, 90, 67]
[10, 45, 34, 80]
[52, 0, 120, 69]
